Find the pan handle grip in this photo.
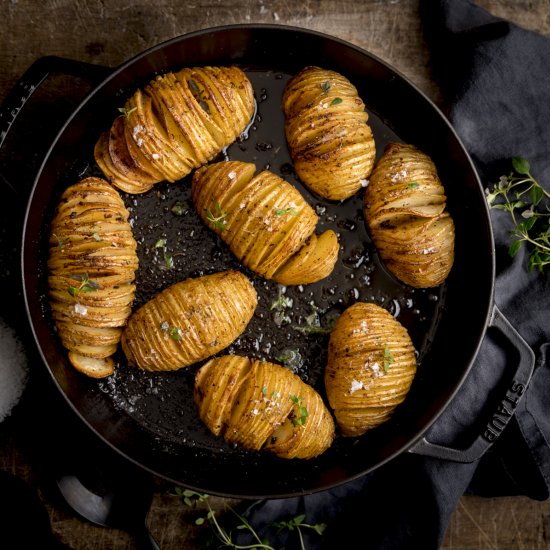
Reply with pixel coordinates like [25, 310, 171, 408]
[0, 55, 110, 151]
[408, 304, 535, 463]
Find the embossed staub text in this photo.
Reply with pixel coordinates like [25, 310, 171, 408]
[483, 380, 526, 442]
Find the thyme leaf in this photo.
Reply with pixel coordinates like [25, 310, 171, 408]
[270, 285, 293, 326]
[275, 348, 304, 370]
[383, 343, 395, 372]
[160, 322, 182, 341]
[170, 200, 189, 216]
[153, 238, 174, 270]
[274, 207, 298, 217]
[320, 80, 331, 94]
[169, 326, 183, 340]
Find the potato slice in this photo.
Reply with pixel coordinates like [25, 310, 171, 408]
[273, 229, 339, 285]
[68, 353, 115, 378]
[195, 355, 335, 459]
[192, 160, 339, 285]
[48, 177, 138, 378]
[194, 355, 252, 436]
[325, 302, 417, 437]
[94, 123, 156, 195]
[95, 66, 255, 193]
[121, 271, 257, 372]
[282, 66, 376, 200]
[364, 142, 455, 288]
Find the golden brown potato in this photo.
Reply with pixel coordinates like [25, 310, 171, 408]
[95, 66, 255, 194]
[195, 354, 335, 459]
[364, 142, 455, 288]
[191, 160, 339, 285]
[121, 271, 257, 371]
[48, 177, 139, 378]
[282, 66, 376, 200]
[325, 302, 417, 437]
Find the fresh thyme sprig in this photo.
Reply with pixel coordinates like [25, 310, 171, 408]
[486, 156, 550, 272]
[383, 344, 395, 372]
[270, 285, 293, 327]
[174, 488, 326, 550]
[67, 273, 100, 297]
[206, 202, 228, 231]
[154, 238, 174, 270]
[273, 514, 326, 548]
[289, 394, 308, 427]
[118, 106, 137, 118]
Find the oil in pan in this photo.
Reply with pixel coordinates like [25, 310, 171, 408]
[96, 69, 445, 450]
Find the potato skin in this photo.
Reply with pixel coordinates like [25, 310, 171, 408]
[195, 355, 335, 459]
[364, 142, 455, 288]
[192, 160, 339, 285]
[325, 302, 417, 437]
[48, 177, 138, 378]
[282, 66, 376, 200]
[121, 271, 257, 371]
[95, 66, 255, 193]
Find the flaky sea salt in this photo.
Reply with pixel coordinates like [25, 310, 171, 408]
[0, 318, 28, 423]
[74, 303, 88, 316]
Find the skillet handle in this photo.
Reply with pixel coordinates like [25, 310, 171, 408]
[408, 304, 535, 463]
[0, 56, 111, 200]
[0, 55, 110, 150]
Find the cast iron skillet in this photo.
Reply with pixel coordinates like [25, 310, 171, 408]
[6, 25, 534, 498]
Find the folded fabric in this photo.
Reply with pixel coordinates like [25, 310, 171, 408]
[233, 1, 550, 548]
[420, 0, 550, 501]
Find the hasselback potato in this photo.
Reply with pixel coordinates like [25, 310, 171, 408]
[325, 302, 417, 437]
[95, 66, 255, 194]
[121, 271, 257, 372]
[191, 160, 339, 285]
[364, 142, 455, 288]
[195, 354, 335, 459]
[282, 66, 376, 200]
[48, 177, 139, 378]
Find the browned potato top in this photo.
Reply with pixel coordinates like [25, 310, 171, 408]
[95, 66, 255, 194]
[195, 354, 335, 459]
[325, 302, 417, 437]
[283, 66, 376, 200]
[192, 160, 339, 285]
[364, 142, 455, 288]
[121, 270, 257, 372]
[47, 177, 138, 378]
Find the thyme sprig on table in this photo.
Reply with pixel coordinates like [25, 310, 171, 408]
[486, 156, 550, 272]
[174, 489, 326, 550]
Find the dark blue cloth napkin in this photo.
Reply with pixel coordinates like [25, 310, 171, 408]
[234, 1, 550, 548]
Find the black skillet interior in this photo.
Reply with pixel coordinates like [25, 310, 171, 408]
[22, 25, 494, 498]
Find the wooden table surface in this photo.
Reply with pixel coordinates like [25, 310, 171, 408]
[1, 1, 550, 548]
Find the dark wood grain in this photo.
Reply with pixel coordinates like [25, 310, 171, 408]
[1, 1, 549, 548]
